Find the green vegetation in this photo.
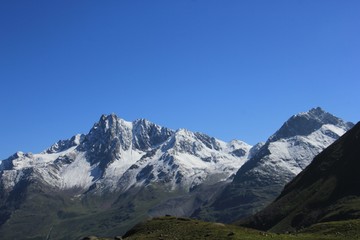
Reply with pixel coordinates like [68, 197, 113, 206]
[300, 219, 360, 238]
[0, 183, 187, 240]
[195, 183, 284, 223]
[115, 216, 360, 240]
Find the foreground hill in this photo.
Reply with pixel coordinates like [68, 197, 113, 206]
[241, 121, 360, 232]
[93, 216, 360, 240]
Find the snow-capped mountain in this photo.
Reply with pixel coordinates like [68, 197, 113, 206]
[235, 107, 353, 184]
[0, 107, 354, 239]
[194, 107, 354, 223]
[0, 114, 252, 194]
[241, 121, 360, 232]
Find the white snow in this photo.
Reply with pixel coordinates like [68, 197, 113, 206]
[73, 134, 83, 145]
[0, 122, 253, 193]
[11, 146, 77, 170]
[252, 123, 349, 180]
[59, 152, 95, 189]
[0, 113, 350, 196]
[98, 148, 145, 190]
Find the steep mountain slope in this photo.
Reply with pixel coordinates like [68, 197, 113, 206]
[0, 114, 252, 239]
[241, 121, 360, 233]
[194, 107, 353, 223]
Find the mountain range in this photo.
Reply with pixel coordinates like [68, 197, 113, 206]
[120, 118, 360, 240]
[0, 107, 353, 239]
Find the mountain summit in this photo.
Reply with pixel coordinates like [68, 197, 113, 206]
[193, 107, 353, 223]
[242, 121, 360, 232]
[269, 107, 353, 141]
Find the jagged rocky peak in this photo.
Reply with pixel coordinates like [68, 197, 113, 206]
[195, 132, 221, 151]
[227, 140, 252, 157]
[83, 115, 174, 152]
[77, 114, 175, 171]
[0, 151, 35, 171]
[269, 107, 353, 142]
[81, 114, 132, 151]
[248, 142, 265, 159]
[78, 114, 132, 170]
[164, 129, 221, 155]
[161, 128, 197, 154]
[132, 118, 174, 151]
[97, 113, 132, 138]
[44, 134, 85, 154]
[0, 152, 21, 171]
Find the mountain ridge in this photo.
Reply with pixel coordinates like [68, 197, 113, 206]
[1, 114, 252, 194]
[0, 107, 354, 239]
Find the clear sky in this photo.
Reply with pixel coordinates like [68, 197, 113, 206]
[1, 1, 360, 160]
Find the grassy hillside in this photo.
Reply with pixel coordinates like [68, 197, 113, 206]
[0, 183, 186, 240]
[87, 216, 360, 240]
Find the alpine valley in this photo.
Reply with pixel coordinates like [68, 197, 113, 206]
[0, 107, 353, 239]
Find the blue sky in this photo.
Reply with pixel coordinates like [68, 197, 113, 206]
[1, 1, 360, 160]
